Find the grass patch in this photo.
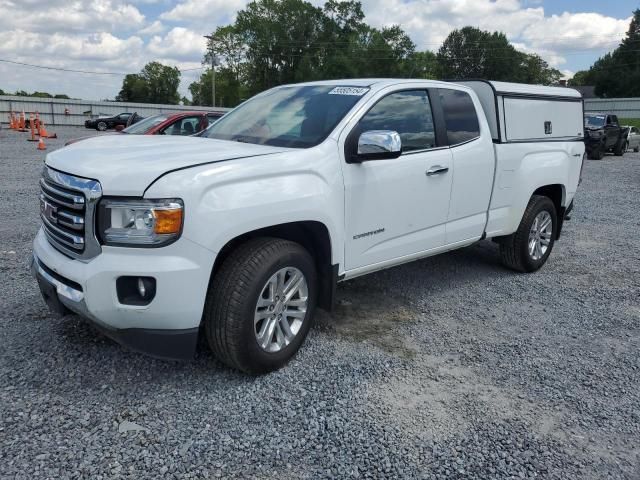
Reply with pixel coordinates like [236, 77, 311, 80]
[620, 118, 640, 129]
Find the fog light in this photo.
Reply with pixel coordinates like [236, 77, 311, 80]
[137, 277, 146, 298]
[116, 276, 156, 306]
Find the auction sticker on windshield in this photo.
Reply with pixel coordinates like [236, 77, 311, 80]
[328, 87, 369, 96]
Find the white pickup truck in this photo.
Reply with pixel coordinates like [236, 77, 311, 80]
[32, 79, 585, 373]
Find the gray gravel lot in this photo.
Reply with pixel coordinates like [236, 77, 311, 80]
[1, 126, 639, 479]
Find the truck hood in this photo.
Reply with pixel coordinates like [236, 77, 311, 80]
[45, 135, 288, 195]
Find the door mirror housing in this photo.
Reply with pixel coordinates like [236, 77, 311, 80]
[354, 130, 402, 161]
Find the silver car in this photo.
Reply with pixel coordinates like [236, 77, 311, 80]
[625, 126, 640, 152]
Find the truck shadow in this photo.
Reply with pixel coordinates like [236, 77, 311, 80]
[316, 240, 509, 357]
[30, 240, 508, 386]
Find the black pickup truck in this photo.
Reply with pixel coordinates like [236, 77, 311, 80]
[583, 113, 629, 160]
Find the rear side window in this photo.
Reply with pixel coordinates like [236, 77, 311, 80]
[358, 90, 436, 152]
[438, 89, 480, 145]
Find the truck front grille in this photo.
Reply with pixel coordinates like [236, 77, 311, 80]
[39, 167, 102, 260]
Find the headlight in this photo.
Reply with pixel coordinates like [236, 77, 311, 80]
[98, 198, 183, 247]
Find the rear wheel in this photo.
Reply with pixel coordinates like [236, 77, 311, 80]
[96, 121, 107, 131]
[635, 145, 640, 153]
[204, 237, 317, 374]
[500, 195, 557, 273]
[614, 139, 625, 156]
[588, 144, 604, 160]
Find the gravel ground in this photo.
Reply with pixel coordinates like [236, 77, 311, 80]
[1, 126, 639, 479]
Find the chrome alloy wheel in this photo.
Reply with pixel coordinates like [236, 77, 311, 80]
[254, 267, 308, 353]
[528, 210, 553, 261]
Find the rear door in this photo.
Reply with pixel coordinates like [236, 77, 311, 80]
[341, 89, 453, 270]
[605, 115, 619, 148]
[436, 87, 495, 244]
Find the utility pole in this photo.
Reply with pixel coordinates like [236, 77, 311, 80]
[203, 35, 215, 107]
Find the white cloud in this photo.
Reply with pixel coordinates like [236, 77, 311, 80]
[147, 27, 207, 61]
[0, 0, 632, 100]
[160, 0, 246, 29]
[520, 12, 630, 50]
[139, 20, 166, 36]
[0, 0, 145, 33]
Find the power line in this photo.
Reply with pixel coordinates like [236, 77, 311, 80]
[0, 58, 205, 75]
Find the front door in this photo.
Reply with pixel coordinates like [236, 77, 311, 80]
[342, 89, 453, 271]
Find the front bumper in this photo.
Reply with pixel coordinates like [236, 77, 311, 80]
[32, 228, 216, 360]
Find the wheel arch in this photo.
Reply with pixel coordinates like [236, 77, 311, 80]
[209, 221, 338, 312]
[532, 183, 566, 239]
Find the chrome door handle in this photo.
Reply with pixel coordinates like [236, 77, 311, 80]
[426, 165, 449, 176]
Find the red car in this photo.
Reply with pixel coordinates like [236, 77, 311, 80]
[66, 111, 224, 146]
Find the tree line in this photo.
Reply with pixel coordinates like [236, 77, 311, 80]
[569, 9, 640, 97]
[113, 1, 639, 106]
[188, 0, 561, 107]
[0, 88, 70, 99]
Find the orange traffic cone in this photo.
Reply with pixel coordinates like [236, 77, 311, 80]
[37, 137, 46, 150]
[19, 111, 26, 131]
[39, 121, 48, 138]
[35, 112, 40, 131]
[10, 112, 16, 130]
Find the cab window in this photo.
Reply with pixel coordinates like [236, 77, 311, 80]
[207, 113, 223, 126]
[358, 90, 436, 152]
[162, 116, 201, 136]
[438, 89, 480, 145]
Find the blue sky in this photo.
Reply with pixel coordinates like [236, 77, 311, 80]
[0, 0, 637, 100]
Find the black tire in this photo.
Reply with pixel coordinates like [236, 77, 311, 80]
[500, 195, 557, 273]
[589, 144, 604, 160]
[96, 121, 107, 131]
[204, 237, 317, 374]
[634, 146, 640, 153]
[613, 139, 625, 156]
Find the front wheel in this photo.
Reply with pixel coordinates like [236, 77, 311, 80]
[204, 237, 317, 374]
[500, 195, 557, 273]
[588, 144, 604, 160]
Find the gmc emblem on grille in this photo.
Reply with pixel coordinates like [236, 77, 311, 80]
[40, 198, 58, 224]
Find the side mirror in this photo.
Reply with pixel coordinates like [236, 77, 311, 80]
[115, 125, 124, 132]
[355, 130, 402, 161]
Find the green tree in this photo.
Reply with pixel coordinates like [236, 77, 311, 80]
[520, 54, 562, 85]
[116, 62, 181, 104]
[587, 9, 640, 97]
[408, 51, 438, 78]
[0, 88, 5, 95]
[436, 27, 520, 80]
[436, 27, 561, 84]
[189, 67, 246, 107]
[195, 0, 417, 102]
[54, 94, 71, 99]
[568, 70, 590, 86]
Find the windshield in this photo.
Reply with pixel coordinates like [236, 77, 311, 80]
[584, 115, 605, 128]
[203, 85, 368, 148]
[123, 114, 169, 134]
